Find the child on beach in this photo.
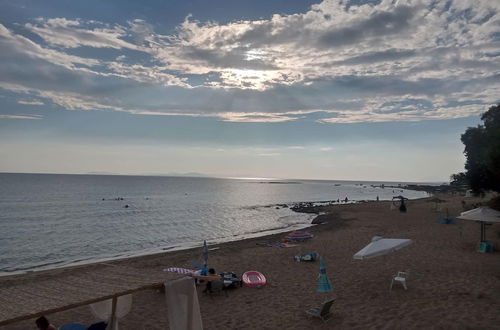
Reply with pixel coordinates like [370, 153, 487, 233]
[203, 268, 217, 293]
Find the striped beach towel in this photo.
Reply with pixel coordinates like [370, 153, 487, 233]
[163, 267, 195, 275]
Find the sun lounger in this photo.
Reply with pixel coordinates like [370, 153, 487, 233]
[305, 299, 334, 322]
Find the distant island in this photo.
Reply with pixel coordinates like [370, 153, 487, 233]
[258, 181, 302, 184]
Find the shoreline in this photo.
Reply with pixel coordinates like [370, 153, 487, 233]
[0, 219, 316, 278]
[0, 194, 428, 277]
[4, 194, 500, 329]
[0, 212, 316, 277]
[0, 192, 431, 279]
[0, 200, 349, 282]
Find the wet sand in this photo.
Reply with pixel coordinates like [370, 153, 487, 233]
[3, 194, 500, 329]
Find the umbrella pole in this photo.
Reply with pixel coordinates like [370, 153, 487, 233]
[109, 296, 117, 330]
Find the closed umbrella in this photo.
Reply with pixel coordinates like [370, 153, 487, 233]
[353, 236, 412, 259]
[316, 258, 333, 298]
[201, 240, 209, 275]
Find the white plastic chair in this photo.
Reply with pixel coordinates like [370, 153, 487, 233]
[390, 271, 409, 290]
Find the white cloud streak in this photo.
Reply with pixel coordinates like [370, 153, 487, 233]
[26, 18, 141, 50]
[0, 114, 43, 120]
[18, 99, 45, 105]
[0, 23, 100, 71]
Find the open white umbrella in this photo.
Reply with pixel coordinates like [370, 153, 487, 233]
[353, 236, 412, 260]
[457, 206, 500, 242]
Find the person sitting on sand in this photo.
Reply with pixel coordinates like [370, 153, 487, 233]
[203, 268, 216, 293]
[36, 316, 57, 330]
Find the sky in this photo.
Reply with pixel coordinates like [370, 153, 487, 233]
[0, 0, 499, 182]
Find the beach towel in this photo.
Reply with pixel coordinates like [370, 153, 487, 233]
[165, 277, 203, 330]
[257, 242, 298, 248]
[437, 218, 455, 224]
[285, 231, 314, 241]
[164, 267, 195, 275]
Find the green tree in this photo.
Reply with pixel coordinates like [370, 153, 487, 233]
[461, 104, 500, 193]
[450, 172, 467, 187]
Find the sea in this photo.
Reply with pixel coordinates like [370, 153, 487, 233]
[0, 173, 429, 274]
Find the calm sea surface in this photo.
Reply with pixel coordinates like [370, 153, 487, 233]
[0, 173, 428, 274]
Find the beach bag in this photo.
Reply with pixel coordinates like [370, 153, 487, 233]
[294, 252, 318, 262]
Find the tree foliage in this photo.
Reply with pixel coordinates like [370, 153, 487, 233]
[461, 104, 500, 193]
[450, 172, 467, 187]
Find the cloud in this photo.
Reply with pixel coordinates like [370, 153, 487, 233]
[317, 5, 416, 48]
[0, 23, 100, 72]
[0, 82, 128, 111]
[18, 99, 45, 105]
[26, 18, 141, 50]
[216, 111, 298, 122]
[105, 62, 190, 87]
[0, 114, 43, 120]
[257, 153, 281, 156]
[0, 0, 499, 123]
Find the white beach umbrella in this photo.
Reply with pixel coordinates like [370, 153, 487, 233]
[457, 206, 500, 222]
[457, 206, 500, 242]
[353, 236, 412, 260]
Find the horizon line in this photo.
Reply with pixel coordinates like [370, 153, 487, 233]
[0, 171, 447, 184]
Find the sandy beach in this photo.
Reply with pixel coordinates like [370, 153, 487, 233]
[2, 194, 500, 330]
